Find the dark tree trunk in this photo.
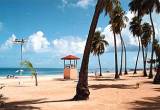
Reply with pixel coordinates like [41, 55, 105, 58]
[35, 73, 38, 86]
[113, 32, 119, 79]
[123, 42, 128, 75]
[142, 44, 147, 77]
[73, 0, 103, 100]
[153, 66, 160, 84]
[144, 46, 148, 76]
[121, 33, 128, 75]
[134, 37, 141, 74]
[149, 10, 155, 79]
[98, 54, 102, 76]
[119, 33, 124, 76]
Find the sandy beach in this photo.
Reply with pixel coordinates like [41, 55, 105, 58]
[0, 71, 159, 110]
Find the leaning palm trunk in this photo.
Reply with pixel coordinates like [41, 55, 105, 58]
[35, 73, 38, 86]
[134, 37, 141, 74]
[98, 54, 102, 76]
[119, 33, 124, 76]
[120, 32, 128, 75]
[113, 32, 119, 79]
[73, 0, 103, 100]
[149, 10, 155, 79]
[142, 44, 147, 76]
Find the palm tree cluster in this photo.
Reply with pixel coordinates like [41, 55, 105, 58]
[129, 0, 160, 78]
[73, 0, 160, 100]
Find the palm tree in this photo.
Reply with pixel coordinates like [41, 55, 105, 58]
[73, 0, 104, 100]
[111, 5, 128, 75]
[104, 0, 120, 79]
[153, 40, 160, 84]
[21, 60, 38, 86]
[91, 31, 109, 76]
[129, 0, 143, 17]
[141, 0, 160, 78]
[141, 22, 152, 76]
[129, 16, 143, 74]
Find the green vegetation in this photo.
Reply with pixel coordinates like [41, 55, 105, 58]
[91, 31, 109, 76]
[21, 60, 38, 86]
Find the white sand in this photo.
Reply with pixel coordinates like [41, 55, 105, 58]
[0, 71, 159, 110]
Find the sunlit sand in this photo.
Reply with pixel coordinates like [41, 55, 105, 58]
[0, 71, 159, 110]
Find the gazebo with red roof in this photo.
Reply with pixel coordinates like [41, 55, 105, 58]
[61, 55, 80, 79]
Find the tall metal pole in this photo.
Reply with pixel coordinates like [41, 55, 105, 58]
[20, 43, 23, 63]
[13, 38, 27, 63]
[13, 38, 27, 74]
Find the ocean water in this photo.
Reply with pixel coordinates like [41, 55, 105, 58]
[0, 68, 113, 77]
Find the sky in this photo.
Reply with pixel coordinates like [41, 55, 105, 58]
[0, 0, 160, 69]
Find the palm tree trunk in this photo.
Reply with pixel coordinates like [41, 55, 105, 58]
[119, 33, 124, 76]
[149, 10, 155, 79]
[120, 33, 128, 75]
[98, 54, 102, 76]
[144, 46, 148, 76]
[134, 37, 141, 74]
[35, 73, 38, 86]
[153, 62, 160, 84]
[73, 0, 103, 100]
[123, 41, 128, 75]
[153, 70, 160, 84]
[113, 32, 119, 79]
[142, 44, 147, 76]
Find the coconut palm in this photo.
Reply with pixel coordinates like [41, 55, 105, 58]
[129, 16, 143, 74]
[141, 0, 160, 78]
[129, 0, 143, 17]
[73, 0, 104, 100]
[129, 0, 160, 78]
[111, 4, 128, 75]
[104, 0, 120, 79]
[21, 60, 38, 86]
[141, 22, 152, 76]
[91, 31, 109, 76]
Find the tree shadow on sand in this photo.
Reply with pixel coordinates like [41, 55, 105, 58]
[128, 75, 144, 78]
[130, 96, 160, 110]
[153, 88, 160, 92]
[89, 84, 137, 90]
[1, 98, 73, 110]
[92, 78, 126, 81]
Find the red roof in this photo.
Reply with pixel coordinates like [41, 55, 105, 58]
[61, 55, 80, 60]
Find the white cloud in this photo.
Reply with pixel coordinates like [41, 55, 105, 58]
[52, 36, 86, 55]
[0, 31, 86, 55]
[24, 31, 50, 53]
[59, 0, 68, 8]
[121, 11, 139, 46]
[102, 25, 121, 48]
[0, 34, 16, 50]
[96, 27, 102, 32]
[59, 0, 94, 9]
[76, 0, 94, 8]
[99, 11, 139, 52]
[99, 10, 160, 52]
[62, 0, 68, 5]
